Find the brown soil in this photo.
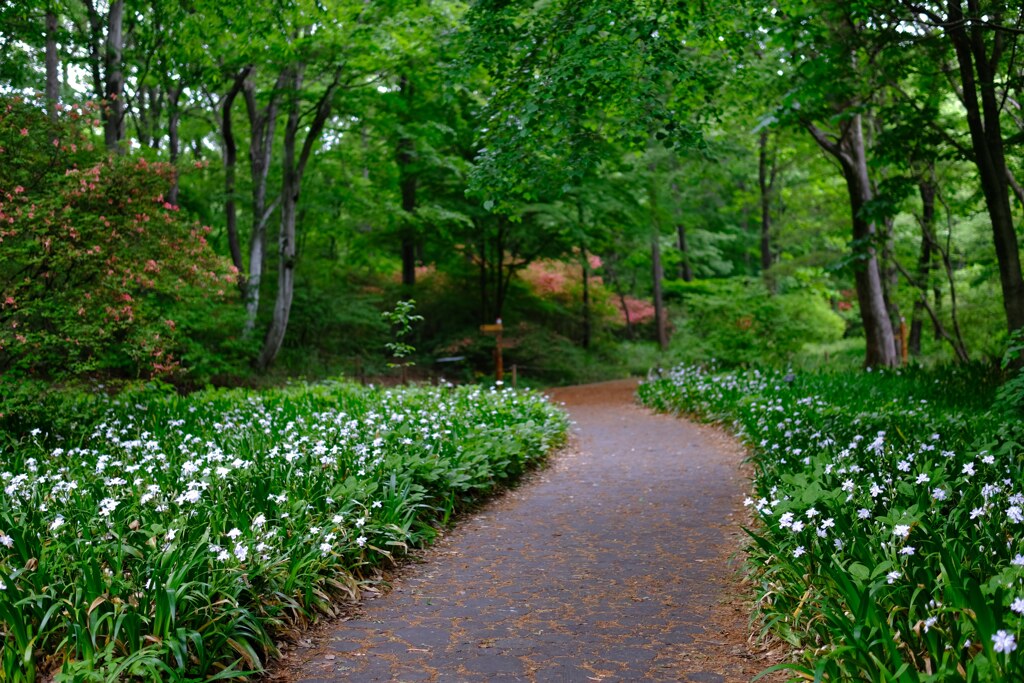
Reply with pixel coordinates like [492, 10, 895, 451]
[268, 378, 786, 682]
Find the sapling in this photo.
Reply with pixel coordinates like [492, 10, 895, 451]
[381, 299, 424, 382]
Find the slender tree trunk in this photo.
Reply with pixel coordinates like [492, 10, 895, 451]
[909, 179, 936, 356]
[102, 0, 125, 153]
[257, 65, 339, 370]
[221, 70, 249, 277]
[243, 71, 286, 334]
[581, 251, 591, 349]
[648, 169, 668, 351]
[806, 116, 898, 367]
[478, 228, 489, 323]
[577, 197, 591, 349]
[45, 10, 59, 120]
[758, 129, 778, 289]
[947, 1, 1024, 334]
[167, 86, 182, 205]
[397, 75, 417, 289]
[676, 223, 693, 282]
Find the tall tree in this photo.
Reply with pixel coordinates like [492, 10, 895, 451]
[768, 1, 899, 367]
[895, 1, 1024, 336]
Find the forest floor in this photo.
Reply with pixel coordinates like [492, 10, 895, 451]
[268, 379, 785, 682]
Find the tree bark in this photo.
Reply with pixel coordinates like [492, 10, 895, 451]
[257, 66, 339, 370]
[805, 115, 898, 367]
[45, 10, 59, 120]
[102, 0, 125, 153]
[397, 74, 417, 289]
[675, 223, 693, 282]
[648, 170, 668, 351]
[221, 70, 250, 278]
[945, 0, 1024, 334]
[167, 86, 182, 205]
[909, 178, 936, 356]
[242, 70, 287, 335]
[758, 129, 778, 289]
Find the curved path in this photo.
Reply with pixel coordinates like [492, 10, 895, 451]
[282, 379, 771, 682]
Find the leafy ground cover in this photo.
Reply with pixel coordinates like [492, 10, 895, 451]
[639, 363, 1024, 681]
[0, 381, 567, 681]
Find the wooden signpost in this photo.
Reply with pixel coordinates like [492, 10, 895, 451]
[479, 319, 504, 382]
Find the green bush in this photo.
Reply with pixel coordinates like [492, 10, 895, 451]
[664, 277, 846, 366]
[0, 96, 241, 386]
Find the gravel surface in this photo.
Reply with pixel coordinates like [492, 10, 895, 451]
[272, 379, 781, 682]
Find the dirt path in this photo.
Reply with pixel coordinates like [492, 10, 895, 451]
[277, 379, 777, 682]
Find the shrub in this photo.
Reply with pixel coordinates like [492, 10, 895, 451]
[664, 278, 845, 366]
[0, 96, 240, 389]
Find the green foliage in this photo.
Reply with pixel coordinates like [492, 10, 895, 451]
[664, 278, 845, 366]
[381, 299, 424, 367]
[639, 362, 1022, 681]
[0, 380, 568, 679]
[0, 96, 243, 387]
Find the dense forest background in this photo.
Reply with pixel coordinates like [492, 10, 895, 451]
[2, 0, 1024, 396]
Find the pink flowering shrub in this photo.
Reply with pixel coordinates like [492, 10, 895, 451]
[0, 96, 240, 382]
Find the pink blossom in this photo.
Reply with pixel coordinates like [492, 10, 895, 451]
[19, 128, 27, 136]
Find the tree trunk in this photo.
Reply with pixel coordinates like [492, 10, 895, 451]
[397, 75, 417, 289]
[909, 179, 936, 356]
[648, 169, 669, 351]
[167, 86, 182, 205]
[651, 232, 668, 351]
[45, 10, 59, 120]
[102, 0, 125, 153]
[946, 1, 1024, 334]
[242, 70, 287, 335]
[758, 129, 778, 289]
[676, 223, 693, 282]
[581, 250, 591, 349]
[806, 116, 898, 368]
[222, 70, 249, 278]
[257, 65, 339, 370]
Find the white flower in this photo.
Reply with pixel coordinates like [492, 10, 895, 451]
[963, 462, 976, 476]
[356, 535, 367, 547]
[50, 515, 65, 531]
[1011, 597, 1024, 615]
[1014, 554, 1024, 566]
[841, 479, 854, 492]
[983, 454, 996, 465]
[805, 507, 819, 519]
[252, 514, 266, 528]
[793, 546, 806, 558]
[233, 544, 248, 562]
[779, 512, 794, 529]
[915, 473, 930, 485]
[857, 508, 871, 520]
[355, 516, 366, 529]
[371, 500, 382, 509]
[0, 579, 5, 590]
[870, 483, 883, 498]
[893, 525, 911, 538]
[165, 529, 176, 541]
[320, 542, 332, 556]
[0, 534, 13, 548]
[226, 528, 242, 540]
[932, 488, 947, 501]
[791, 520, 805, 533]
[971, 507, 986, 520]
[886, 570, 901, 584]
[900, 546, 915, 556]
[924, 616, 937, 632]
[992, 630, 1017, 654]
[1008, 506, 1024, 524]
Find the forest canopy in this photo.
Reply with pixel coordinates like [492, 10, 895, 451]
[1, 0, 1023, 389]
